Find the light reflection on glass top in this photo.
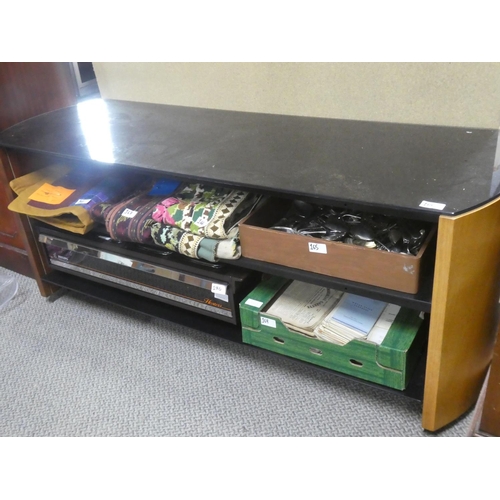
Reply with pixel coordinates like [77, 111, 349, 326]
[76, 99, 115, 163]
[0, 98, 499, 220]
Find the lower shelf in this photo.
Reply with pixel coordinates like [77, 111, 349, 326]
[44, 270, 241, 341]
[42, 270, 426, 402]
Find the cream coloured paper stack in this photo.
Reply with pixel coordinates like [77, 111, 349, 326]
[266, 280, 343, 336]
[266, 280, 410, 347]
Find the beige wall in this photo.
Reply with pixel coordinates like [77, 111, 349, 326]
[93, 62, 500, 128]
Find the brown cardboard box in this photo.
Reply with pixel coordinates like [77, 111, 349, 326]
[239, 198, 436, 294]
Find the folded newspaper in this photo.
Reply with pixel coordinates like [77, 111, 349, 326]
[266, 280, 410, 346]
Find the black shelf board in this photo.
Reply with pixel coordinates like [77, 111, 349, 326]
[230, 257, 433, 313]
[43, 270, 241, 342]
[42, 270, 426, 402]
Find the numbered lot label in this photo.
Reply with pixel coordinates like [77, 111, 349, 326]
[260, 316, 277, 328]
[308, 242, 327, 254]
[211, 283, 227, 295]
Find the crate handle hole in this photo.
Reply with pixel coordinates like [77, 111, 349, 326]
[273, 337, 285, 344]
[349, 359, 363, 367]
[310, 348, 323, 356]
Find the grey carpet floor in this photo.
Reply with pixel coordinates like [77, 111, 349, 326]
[0, 266, 475, 437]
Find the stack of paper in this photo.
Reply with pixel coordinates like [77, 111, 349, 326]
[366, 303, 403, 344]
[265, 280, 409, 346]
[266, 280, 343, 336]
[314, 294, 401, 346]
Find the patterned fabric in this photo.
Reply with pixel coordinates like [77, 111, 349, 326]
[90, 181, 257, 262]
[150, 223, 241, 262]
[90, 186, 162, 244]
[151, 183, 260, 239]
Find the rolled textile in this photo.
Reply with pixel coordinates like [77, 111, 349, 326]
[90, 194, 163, 244]
[151, 183, 261, 239]
[150, 223, 241, 262]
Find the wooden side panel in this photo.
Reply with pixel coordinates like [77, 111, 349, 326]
[422, 196, 500, 431]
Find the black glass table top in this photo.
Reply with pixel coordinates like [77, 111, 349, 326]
[1, 98, 499, 220]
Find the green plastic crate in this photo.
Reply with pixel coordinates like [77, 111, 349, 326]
[240, 276, 426, 390]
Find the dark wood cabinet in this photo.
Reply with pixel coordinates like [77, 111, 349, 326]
[0, 62, 77, 276]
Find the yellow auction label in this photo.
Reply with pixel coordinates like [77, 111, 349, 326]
[28, 183, 76, 205]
